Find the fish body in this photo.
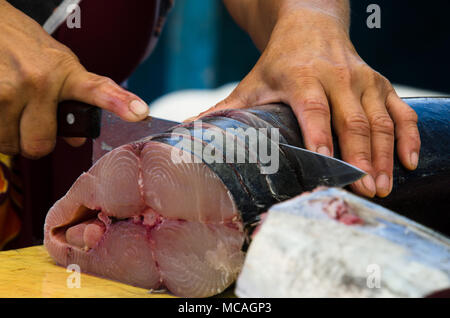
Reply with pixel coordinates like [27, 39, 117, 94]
[236, 187, 450, 298]
[44, 98, 450, 297]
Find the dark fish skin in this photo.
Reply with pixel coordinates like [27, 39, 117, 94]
[148, 98, 450, 235]
[246, 105, 304, 148]
[248, 99, 450, 236]
[201, 109, 305, 183]
[199, 116, 303, 200]
[371, 98, 450, 235]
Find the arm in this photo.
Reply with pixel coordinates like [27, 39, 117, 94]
[0, 0, 148, 158]
[204, 0, 421, 198]
[223, 0, 350, 51]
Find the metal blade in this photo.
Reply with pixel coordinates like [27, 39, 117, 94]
[92, 112, 180, 162]
[280, 143, 366, 189]
[92, 113, 365, 189]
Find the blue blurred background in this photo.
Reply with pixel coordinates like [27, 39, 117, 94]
[127, 0, 259, 104]
[127, 0, 450, 106]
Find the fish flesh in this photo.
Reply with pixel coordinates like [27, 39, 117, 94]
[44, 104, 306, 297]
[44, 98, 450, 297]
[235, 187, 450, 298]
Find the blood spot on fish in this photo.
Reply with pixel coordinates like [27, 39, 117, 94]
[323, 198, 364, 225]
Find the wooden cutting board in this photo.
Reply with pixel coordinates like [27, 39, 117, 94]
[0, 245, 175, 298]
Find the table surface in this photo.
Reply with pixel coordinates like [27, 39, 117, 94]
[0, 245, 175, 298]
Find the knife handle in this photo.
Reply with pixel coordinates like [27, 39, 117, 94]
[57, 101, 102, 138]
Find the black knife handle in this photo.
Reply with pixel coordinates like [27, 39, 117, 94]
[57, 101, 102, 138]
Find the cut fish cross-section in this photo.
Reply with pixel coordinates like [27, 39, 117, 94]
[44, 141, 246, 298]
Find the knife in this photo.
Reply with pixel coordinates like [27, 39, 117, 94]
[92, 112, 179, 162]
[42, 0, 103, 140]
[56, 100, 366, 187]
[91, 111, 365, 187]
[279, 143, 366, 189]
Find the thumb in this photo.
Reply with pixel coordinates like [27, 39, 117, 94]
[60, 68, 149, 122]
[192, 92, 248, 122]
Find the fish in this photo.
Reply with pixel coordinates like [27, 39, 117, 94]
[44, 98, 450, 297]
[235, 187, 450, 298]
[371, 97, 450, 234]
[44, 104, 308, 297]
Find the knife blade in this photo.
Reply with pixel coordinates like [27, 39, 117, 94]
[92, 112, 180, 162]
[91, 112, 366, 188]
[280, 143, 366, 188]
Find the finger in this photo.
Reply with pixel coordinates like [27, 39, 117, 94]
[195, 90, 248, 121]
[330, 89, 376, 198]
[19, 98, 57, 159]
[362, 90, 395, 197]
[0, 82, 23, 155]
[64, 137, 86, 148]
[195, 75, 275, 120]
[386, 92, 421, 170]
[60, 68, 149, 122]
[289, 77, 333, 156]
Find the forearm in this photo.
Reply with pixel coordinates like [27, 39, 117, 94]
[223, 0, 350, 50]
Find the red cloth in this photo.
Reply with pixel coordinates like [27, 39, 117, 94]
[5, 0, 168, 249]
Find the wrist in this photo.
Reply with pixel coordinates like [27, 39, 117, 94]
[277, 1, 350, 31]
[265, 6, 352, 51]
[248, 3, 351, 51]
[278, 6, 350, 36]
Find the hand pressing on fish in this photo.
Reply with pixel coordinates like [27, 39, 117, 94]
[0, 1, 149, 159]
[198, 0, 421, 198]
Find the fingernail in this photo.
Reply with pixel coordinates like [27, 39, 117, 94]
[410, 152, 419, 169]
[375, 173, 391, 196]
[361, 175, 376, 195]
[317, 146, 331, 157]
[129, 100, 149, 116]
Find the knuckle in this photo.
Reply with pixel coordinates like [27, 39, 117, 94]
[295, 75, 318, 87]
[350, 150, 371, 164]
[299, 98, 329, 117]
[376, 149, 394, 163]
[358, 65, 392, 94]
[405, 127, 421, 146]
[289, 64, 315, 79]
[361, 67, 389, 89]
[362, 65, 379, 80]
[403, 108, 419, 124]
[91, 76, 115, 88]
[333, 65, 353, 84]
[85, 75, 116, 92]
[310, 132, 332, 147]
[47, 47, 80, 67]
[21, 66, 50, 90]
[341, 113, 370, 137]
[0, 82, 18, 104]
[367, 72, 381, 87]
[369, 113, 394, 136]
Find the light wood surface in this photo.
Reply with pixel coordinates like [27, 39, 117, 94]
[0, 245, 175, 298]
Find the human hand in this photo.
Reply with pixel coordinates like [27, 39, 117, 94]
[0, 1, 149, 158]
[199, 8, 421, 198]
